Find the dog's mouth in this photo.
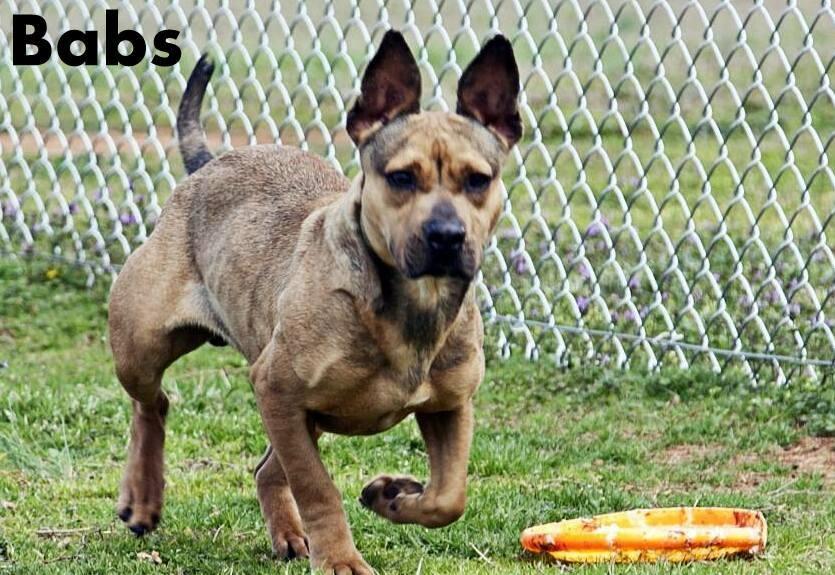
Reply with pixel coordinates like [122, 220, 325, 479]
[404, 259, 473, 280]
[399, 238, 478, 281]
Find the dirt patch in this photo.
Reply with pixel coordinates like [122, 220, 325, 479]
[658, 437, 834, 492]
[733, 469, 774, 491]
[777, 436, 835, 484]
[657, 443, 723, 465]
[731, 437, 834, 491]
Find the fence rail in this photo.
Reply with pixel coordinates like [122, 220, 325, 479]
[1, 1, 833, 383]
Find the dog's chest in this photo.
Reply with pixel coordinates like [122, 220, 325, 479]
[303, 349, 428, 426]
[282, 289, 479, 435]
[299, 339, 470, 435]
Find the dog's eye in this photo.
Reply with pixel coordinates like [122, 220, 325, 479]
[385, 170, 417, 191]
[464, 172, 492, 194]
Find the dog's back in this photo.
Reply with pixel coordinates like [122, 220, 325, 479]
[182, 143, 348, 274]
[182, 144, 348, 348]
[173, 55, 350, 293]
[111, 59, 350, 361]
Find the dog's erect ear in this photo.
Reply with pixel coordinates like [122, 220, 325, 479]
[457, 35, 522, 147]
[346, 30, 421, 145]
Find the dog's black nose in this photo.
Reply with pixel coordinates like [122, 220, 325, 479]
[423, 218, 465, 253]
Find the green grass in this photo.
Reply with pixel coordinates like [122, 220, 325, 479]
[1, 257, 833, 574]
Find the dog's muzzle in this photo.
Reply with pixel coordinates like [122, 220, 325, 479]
[424, 217, 465, 259]
[403, 216, 475, 280]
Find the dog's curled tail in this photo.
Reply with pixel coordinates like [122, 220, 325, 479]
[177, 54, 215, 175]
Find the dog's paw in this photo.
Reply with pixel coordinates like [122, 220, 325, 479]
[271, 529, 309, 561]
[257, 481, 309, 560]
[117, 465, 164, 536]
[359, 474, 424, 521]
[116, 493, 161, 536]
[314, 552, 374, 575]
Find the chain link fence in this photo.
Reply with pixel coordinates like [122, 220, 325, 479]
[1, 1, 833, 383]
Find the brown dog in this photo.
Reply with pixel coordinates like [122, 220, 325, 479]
[108, 30, 521, 574]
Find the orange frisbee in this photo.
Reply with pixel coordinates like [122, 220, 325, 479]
[521, 507, 767, 563]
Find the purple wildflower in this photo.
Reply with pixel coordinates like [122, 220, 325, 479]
[510, 249, 529, 275]
[2, 201, 18, 217]
[624, 309, 639, 323]
[640, 306, 650, 319]
[576, 296, 590, 315]
[94, 189, 105, 202]
[578, 262, 591, 280]
[611, 310, 621, 323]
[764, 288, 780, 304]
[67, 201, 78, 215]
[587, 215, 610, 237]
[811, 250, 825, 263]
[119, 212, 137, 225]
[628, 276, 640, 290]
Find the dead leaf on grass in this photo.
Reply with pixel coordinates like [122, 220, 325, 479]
[136, 550, 162, 565]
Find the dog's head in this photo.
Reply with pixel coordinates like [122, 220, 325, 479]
[348, 31, 521, 282]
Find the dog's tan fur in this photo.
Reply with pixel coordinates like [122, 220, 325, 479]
[109, 31, 521, 574]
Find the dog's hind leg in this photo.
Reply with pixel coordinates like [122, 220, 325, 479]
[110, 322, 207, 535]
[117, 385, 168, 535]
[254, 445, 310, 560]
[109, 243, 211, 535]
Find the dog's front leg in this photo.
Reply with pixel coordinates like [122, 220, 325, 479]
[251, 346, 373, 575]
[360, 402, 473, 528]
